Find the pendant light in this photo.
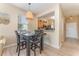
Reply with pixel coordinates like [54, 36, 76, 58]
[26, 3, 34, 20]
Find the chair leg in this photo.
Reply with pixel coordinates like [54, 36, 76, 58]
[16, 46, 18, 52]
[40, 49, 41, 54]
[34, 50, 36, 56]
[40, 42, 42, 54]
[18, 45, 20, 56]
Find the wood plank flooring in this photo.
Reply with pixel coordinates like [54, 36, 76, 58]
[2, 39, 79, 56]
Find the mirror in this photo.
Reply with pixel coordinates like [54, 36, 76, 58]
[38, 18, 55, 30]
[38, 12, 55, 30]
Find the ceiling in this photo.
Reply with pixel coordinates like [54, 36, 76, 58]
[61, 3, 79, 17]
[11, 3, 55, 16]
[11, 3, 79, 17]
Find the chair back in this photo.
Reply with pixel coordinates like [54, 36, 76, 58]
[35, 29, 44, 37]
[15, 31, 20, 43]
[31, 32, 41, 42]
[35, 29, 43, 34]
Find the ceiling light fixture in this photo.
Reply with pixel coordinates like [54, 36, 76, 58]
[69, 16, 73, 20]
[26, 3, 34, 20]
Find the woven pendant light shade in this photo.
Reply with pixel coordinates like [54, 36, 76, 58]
[26, 3, 33, 20]
[26, 11, 33, 20]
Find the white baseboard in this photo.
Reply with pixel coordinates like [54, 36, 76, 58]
[66, 37, 78, 40]
[44, 42, 60, 49]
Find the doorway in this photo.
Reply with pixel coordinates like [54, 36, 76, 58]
[65, 16, 79, 44]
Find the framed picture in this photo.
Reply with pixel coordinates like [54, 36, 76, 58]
[0, 12, 10, 25]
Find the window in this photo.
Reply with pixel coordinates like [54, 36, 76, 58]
[18, 15, 28, 30]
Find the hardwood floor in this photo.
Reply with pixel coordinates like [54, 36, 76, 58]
[2, 39, 79, 56]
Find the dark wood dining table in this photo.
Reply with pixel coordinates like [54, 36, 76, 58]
[19, 30, 46, 56]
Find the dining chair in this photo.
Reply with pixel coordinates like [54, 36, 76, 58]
[34, 29, 45, 51]
[30, 32, 42, 56]
[15, 31, 27, 56]
[35, 29, 44, 34]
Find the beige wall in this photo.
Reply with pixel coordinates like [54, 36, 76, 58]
[36, 4, 65, 48]
[59, 5, 65, 47]
[53, 4, 65, 48]
[38, 4, 60, 48]
[0, 4, 26, 46]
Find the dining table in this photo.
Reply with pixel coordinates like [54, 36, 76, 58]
[19, 30, 46, 56]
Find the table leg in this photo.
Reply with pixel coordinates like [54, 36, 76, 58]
[41, 36, 43, 50]
[26, 39, 30, 56]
